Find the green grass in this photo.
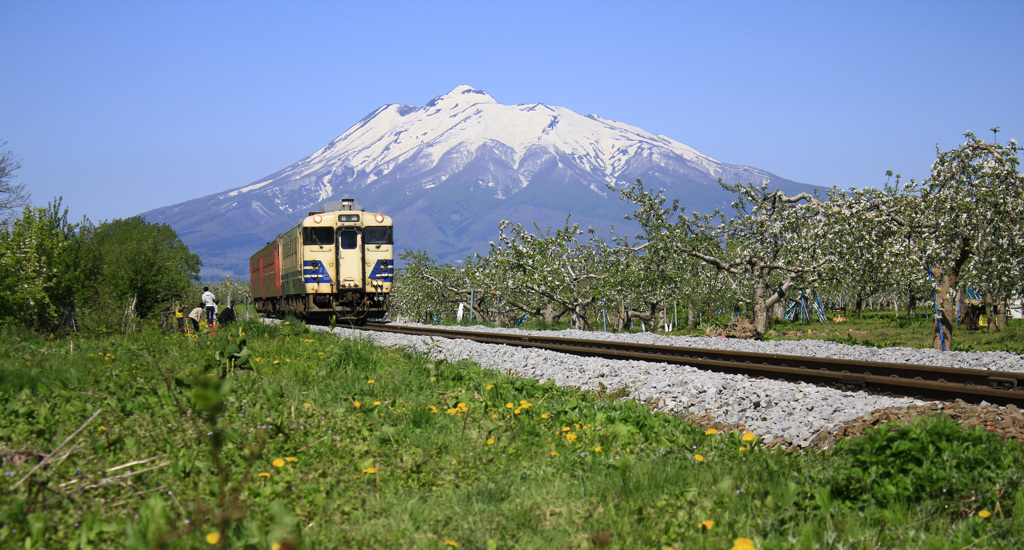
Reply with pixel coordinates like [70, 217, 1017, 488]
[1, 320, 1023, 549]
[761, 310, 1024, 352]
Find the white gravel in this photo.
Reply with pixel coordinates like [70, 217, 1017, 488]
[312, 322, 1024, 448]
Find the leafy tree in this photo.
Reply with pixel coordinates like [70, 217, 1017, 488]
[0, 140, 30, 226]
[0, 199, 79, 332]
[608, 187, 729, 331]
[393, 250, 506, 324]
[488, 216, 607, 330]
[76, 216, 201, 333]
[895, 131, 1023, 349]
[816, 180, 923, 318]
[618, 179, 831, 337]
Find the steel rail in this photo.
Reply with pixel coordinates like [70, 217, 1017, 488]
[355, 324, 1024, 406]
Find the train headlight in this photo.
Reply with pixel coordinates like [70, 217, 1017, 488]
[313, 215, 323, 224]
[374, 214, 384, 223]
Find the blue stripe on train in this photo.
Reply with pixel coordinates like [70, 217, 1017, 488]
[369, 259, 394, 282]
[302, 260, 334, 284]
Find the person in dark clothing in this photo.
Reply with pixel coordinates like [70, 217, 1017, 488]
[217, 305, 236, 326]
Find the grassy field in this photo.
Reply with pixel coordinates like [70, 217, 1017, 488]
[764, 310, 1024, 352]
[2, 318, 1023, 549]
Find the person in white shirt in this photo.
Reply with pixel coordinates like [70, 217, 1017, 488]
[201, 287, 217, 326]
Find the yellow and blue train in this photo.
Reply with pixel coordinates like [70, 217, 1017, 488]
[249, 199, 393, 323]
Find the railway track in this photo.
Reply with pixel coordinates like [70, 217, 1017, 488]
[356, 324, 1024, 406]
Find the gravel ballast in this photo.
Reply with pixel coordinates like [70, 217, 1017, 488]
[311, 323, 1024, 449]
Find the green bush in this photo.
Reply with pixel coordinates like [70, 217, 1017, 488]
[827, 415, 1024, 511]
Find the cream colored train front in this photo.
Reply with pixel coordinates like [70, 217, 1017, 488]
[249, 199, 393, 323]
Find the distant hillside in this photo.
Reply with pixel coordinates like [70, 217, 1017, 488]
[142, 85, 819, 278]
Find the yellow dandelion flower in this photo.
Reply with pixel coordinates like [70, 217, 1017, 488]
[285, 358, 290, 362]
[271, 543, 281, 550]
[561, 427, 570, 432]
[486, 384, 494, 389]
[457, 402, 468, 411]
[444, 541, 459, 548]
[731, 537, 756, 550]
[704, 428, 718, 435]
[549, 451, 558, 457]
[429, 405, 438, 413]
[284, 321, 290, 325]
[367, 379, 375, 384]
[594, 446, 602, 452]
[565, 432, 577, 443]
[353, 401, 361, 409]
[285, 456, 297, 462]
[492, 414, 498, 419]
[255, 357, 262, 362]
[373, 401, 381, 406]
[258, 471, 271, 478]
[979, 510, 992, 518]
[362, 467, 377, 474]
[514, 408, 522, 415]
[205, 532, 221, 544]
[430, 376, 436, 382]
[272, 458, 285, 468]
[303, 402, 310, 407]
[541, 413, 549, 419]
[742, 432, 756, 442]
[273, 360, 280, 364]
[700, 520, 714, 530]
[694, 454, 704, 462]
[487, 438, 495, 445]
[739, 446, 749, 452]
[505, 402, 514, 409]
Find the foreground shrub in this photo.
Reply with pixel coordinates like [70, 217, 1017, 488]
[827, 414, 1024, 512]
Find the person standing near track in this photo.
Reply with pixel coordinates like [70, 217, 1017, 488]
[201, 286, 217, 327]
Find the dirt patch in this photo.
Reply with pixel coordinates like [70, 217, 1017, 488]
[810, 400, 1024, 450]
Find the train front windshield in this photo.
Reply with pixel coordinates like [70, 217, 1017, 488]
[364, 226, 393, 245]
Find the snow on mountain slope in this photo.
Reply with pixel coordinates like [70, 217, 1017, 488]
[144, 85, 816, 278]
[249, 85, 733, 198]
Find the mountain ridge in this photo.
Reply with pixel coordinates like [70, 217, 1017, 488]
[142, 85, 819, 278]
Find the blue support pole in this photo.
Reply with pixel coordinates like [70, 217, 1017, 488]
[925, 266, 946, 351]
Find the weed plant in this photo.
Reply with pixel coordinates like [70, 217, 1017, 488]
[1, 320, 1022, 548]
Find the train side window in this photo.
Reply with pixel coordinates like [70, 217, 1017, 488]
[364, 226, 393, 245]
[339, 230, 358, 250]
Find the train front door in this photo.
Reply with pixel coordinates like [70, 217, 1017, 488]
[336, 228, 363, 289]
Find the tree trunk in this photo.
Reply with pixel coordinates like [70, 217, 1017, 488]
[854, 294, 864, 318]
[543, 303, 558, 326]
[985, 291, 999, 332]
[932, 266, 958, 350]
[687, 302, 697, 329]
[752, 278, 769, 337]
[996, 296, 1008, 330]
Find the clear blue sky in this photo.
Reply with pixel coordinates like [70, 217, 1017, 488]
[2, 0, 1022, 224]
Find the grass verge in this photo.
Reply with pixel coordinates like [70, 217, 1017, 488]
[1, 319, 1022, 549]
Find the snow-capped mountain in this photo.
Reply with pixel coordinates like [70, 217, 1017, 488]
[143, 85, 817, 278]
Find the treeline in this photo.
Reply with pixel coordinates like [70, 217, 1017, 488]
[0, 199, 200, 334]
[391, 131, 1024, 350]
